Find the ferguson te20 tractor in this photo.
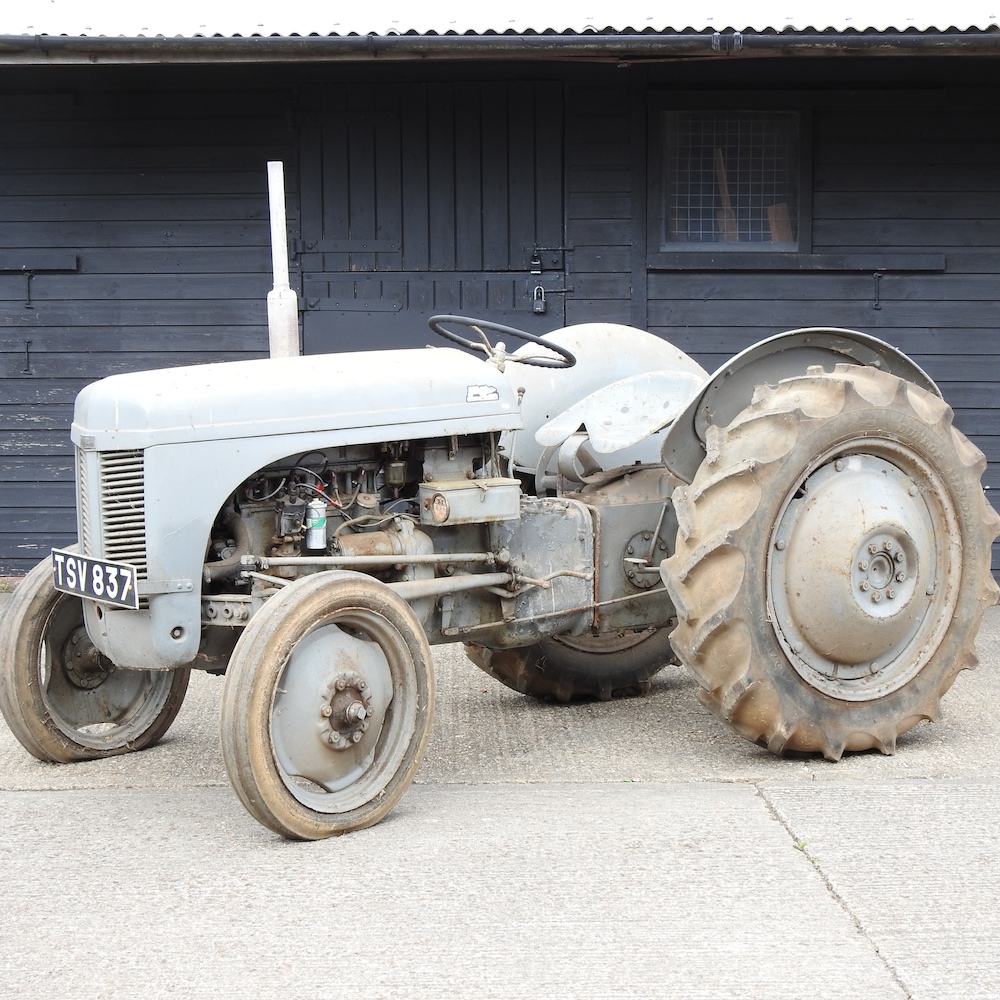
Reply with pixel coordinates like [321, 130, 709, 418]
[2, 314, 997, 839]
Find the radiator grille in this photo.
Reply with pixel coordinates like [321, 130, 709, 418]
[77, 448, 92, 556]
[98, 450, 148, 580]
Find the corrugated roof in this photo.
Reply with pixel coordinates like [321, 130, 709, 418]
[4, 1, 999, 37]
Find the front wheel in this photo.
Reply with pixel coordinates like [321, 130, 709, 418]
[0, 555, 190, 762]
[661, 364, 1000, 760]
[220, 572, 434, 840]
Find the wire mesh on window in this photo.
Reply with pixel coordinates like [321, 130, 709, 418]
[662, 111, 798, 248]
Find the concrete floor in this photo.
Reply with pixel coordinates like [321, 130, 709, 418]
[1, 590, 998, 999]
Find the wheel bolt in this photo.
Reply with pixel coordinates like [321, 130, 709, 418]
[883, 540, 893, 552]
[896, 572, 906, 583]
[886, 589, 895, 600]
[858, 560, 868, 571]
[871, 592, 881, 603]
[320, 705, 333, 718]
[835, 459, 845, 472]
[859, 581, 870, 592]
[775, 539, 786, 551]
[345, 702, 367, 723]
[895, 552, 904, 564]
[351, 731, 363, 744]
[868, 543, 878, 555]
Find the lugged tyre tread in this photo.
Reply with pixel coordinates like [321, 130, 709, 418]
[464, 624, 676, 703]
[663, 363, 1000, 761]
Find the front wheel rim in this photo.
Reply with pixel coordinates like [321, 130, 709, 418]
[269, 608, 418, 815]
[40, 594, 180, 750]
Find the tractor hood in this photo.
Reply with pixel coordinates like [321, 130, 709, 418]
[72, 347, 521, 451]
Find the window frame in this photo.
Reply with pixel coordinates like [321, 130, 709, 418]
[647, 93, 813, 269]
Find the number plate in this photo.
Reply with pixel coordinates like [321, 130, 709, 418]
[51, 548, 140, 610]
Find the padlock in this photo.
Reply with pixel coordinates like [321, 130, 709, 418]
[532, 285, 547, 315]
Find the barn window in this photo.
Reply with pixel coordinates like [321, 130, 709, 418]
[658, 110, 801, 251]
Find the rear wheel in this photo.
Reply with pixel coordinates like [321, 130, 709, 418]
[0, 555, 190, 762]
[220, 572, 434, 840]
[661, 365, 1000, 760]
[466, 625, 675, 702]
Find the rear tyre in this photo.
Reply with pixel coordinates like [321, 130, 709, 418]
[0, 554, 190, 762]
[465, 625, 675, 702]
[220, 572, 434, 840]
[661, 365, 1000, 760]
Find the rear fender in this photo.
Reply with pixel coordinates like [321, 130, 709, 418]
[660, 327, 941, 484]
[503, 322, 708, 476]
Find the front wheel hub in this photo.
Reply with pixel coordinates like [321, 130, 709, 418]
[320, 671, 374, 751]
[269, 622, 395, 795]
[769, 451, 958, 700]
[62, 627, 113, 690]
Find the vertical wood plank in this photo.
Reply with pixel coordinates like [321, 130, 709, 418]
[535, 82, 565, 263]
[298, 113, 325, 250]
[374, 108, 403, 271]
[433, 278, 461, 312]
[320, 111, 351, 272]
[482, 83, 510, 272]
[427, 83, 456, 271]
[507, 80, 535, 273]
[460, 278, 488, 313]
[629, 73, 648, 330]
[348, 113, 377, 271]
[454, 83, 484, 271]
[400, 84, 430, 273]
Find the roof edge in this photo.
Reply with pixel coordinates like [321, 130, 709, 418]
[3, 30, 1000, 65]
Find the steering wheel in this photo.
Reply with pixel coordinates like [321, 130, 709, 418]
[428, 314, 576, 369]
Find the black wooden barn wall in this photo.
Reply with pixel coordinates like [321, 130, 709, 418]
[0, 69, 296, 574]
[297, 81, 566, 351]
[1, 60, 999, 575]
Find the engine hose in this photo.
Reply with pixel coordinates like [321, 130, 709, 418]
[203, 513, 251, 584]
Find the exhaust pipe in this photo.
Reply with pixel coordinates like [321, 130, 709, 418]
[266, 160, 300, 358]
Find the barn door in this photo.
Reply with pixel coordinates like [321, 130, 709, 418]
[297, 82, 565, 353]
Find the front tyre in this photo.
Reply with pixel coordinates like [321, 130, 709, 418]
[661, 364, 1000, 760]
[0, 555, 190, 762]
[220, 572, 434, 840]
